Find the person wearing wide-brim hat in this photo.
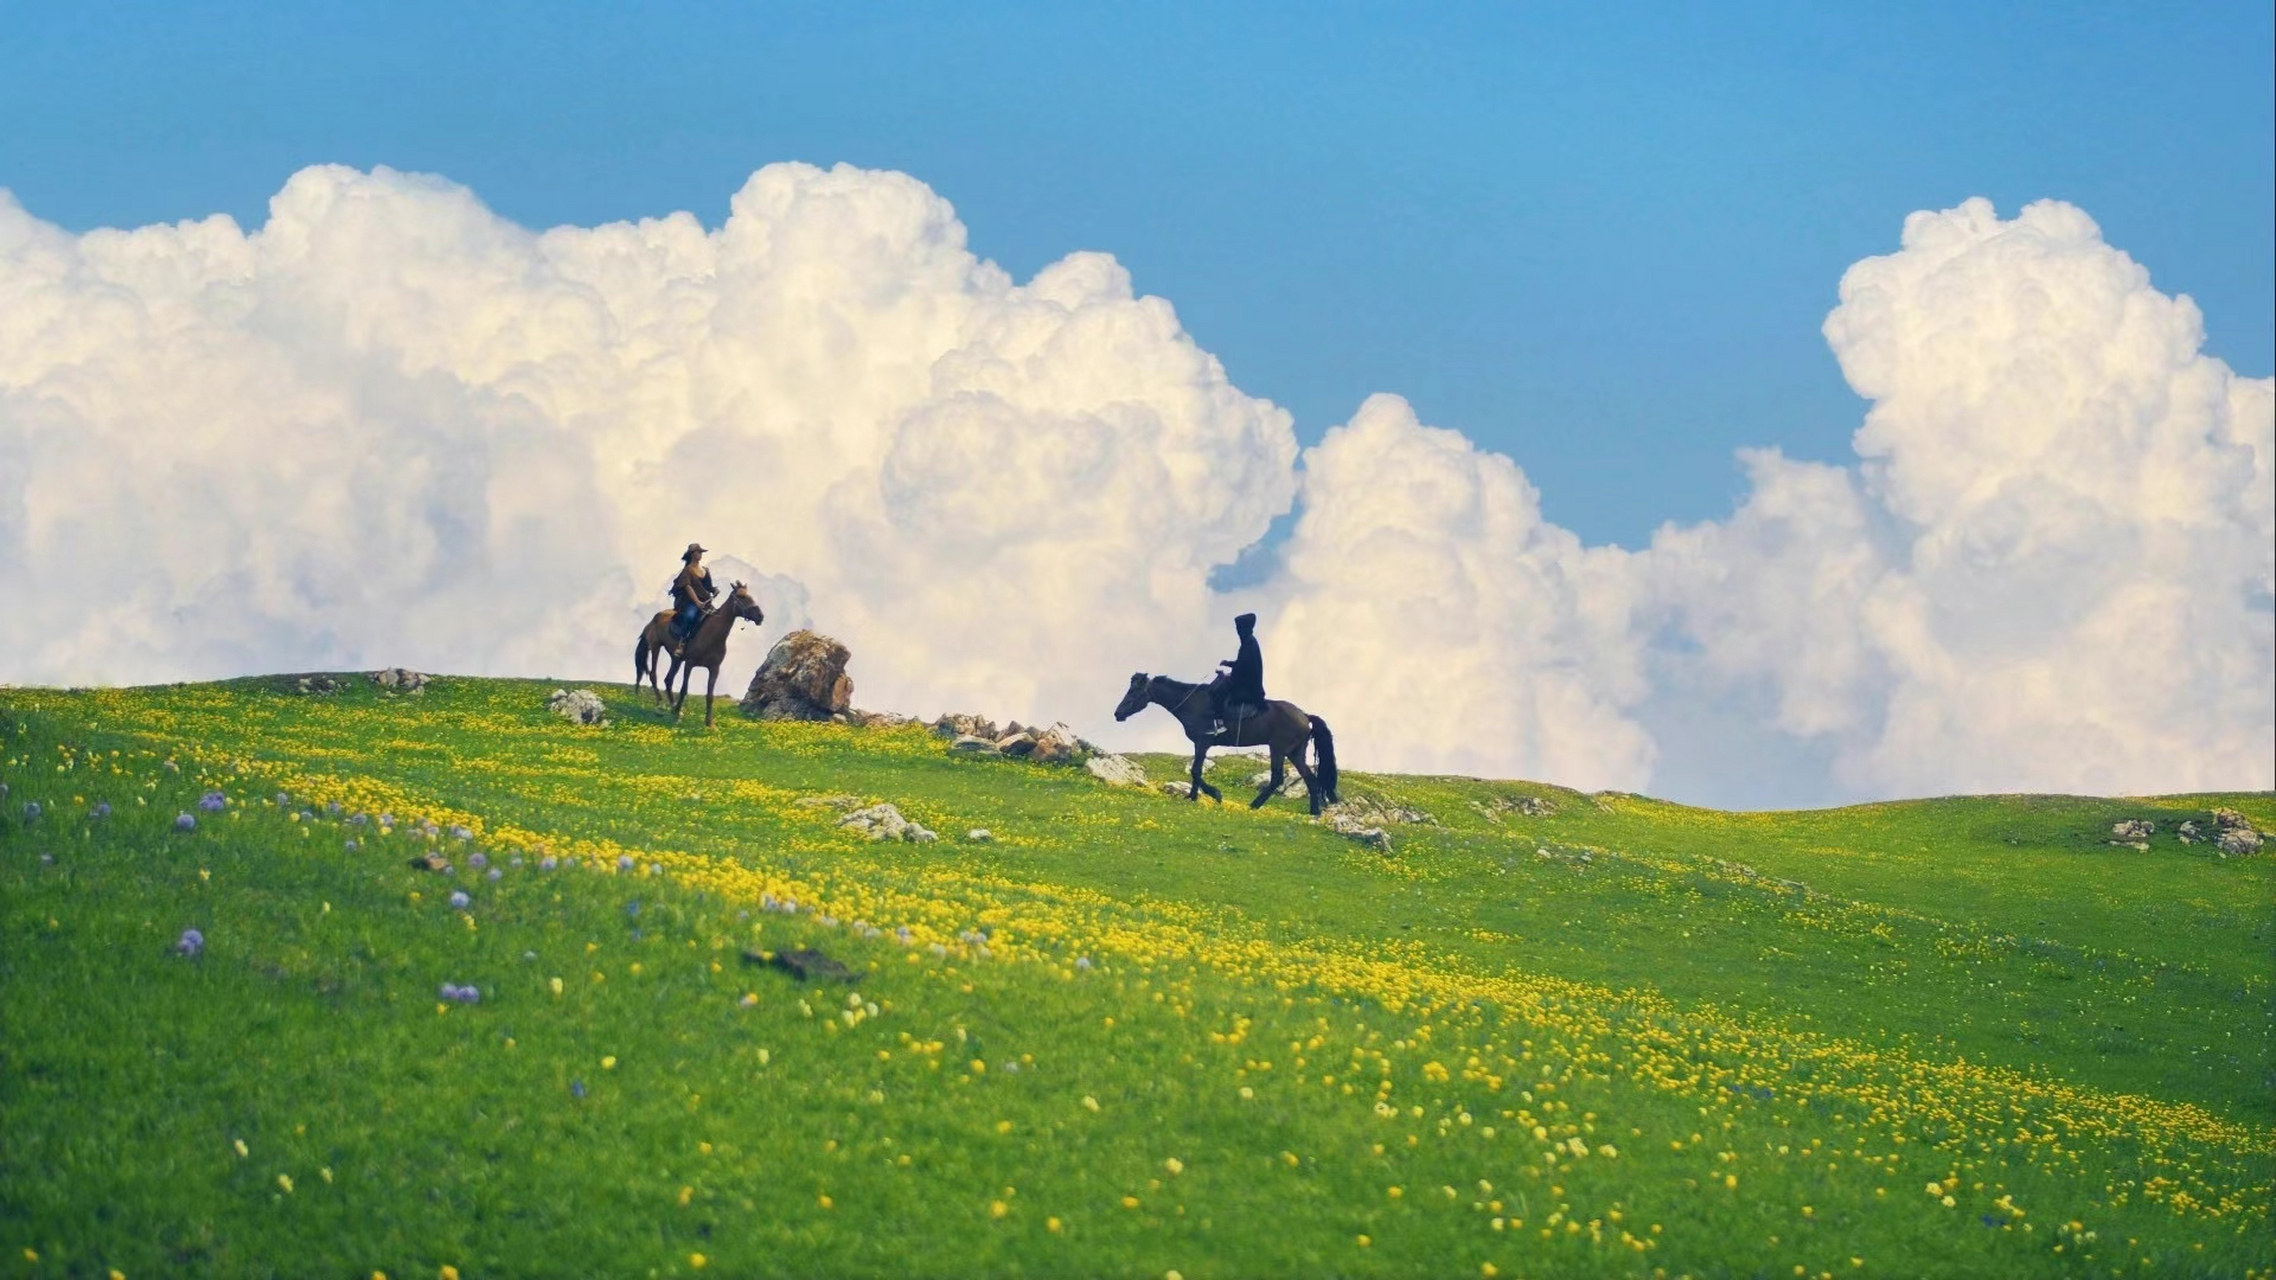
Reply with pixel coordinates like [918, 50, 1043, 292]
[1209, 612, 1266, 735]
[667, 542, 718, 652]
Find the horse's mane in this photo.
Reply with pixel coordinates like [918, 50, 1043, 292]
[1150, 674, 1206, 700]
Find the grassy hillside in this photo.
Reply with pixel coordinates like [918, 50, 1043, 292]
[2, 675, 2269, 1279]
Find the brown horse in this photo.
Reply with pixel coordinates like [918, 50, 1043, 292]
[1113, 672, 1338, 815]
[633, 582, 765, 726]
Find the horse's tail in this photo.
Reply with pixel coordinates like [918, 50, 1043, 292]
[1309, 716, 1339, 803]
[633, 635, 650, 684]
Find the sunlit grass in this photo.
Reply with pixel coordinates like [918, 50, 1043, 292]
[2, 675, 2269, 1277]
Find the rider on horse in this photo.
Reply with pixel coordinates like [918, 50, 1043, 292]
[668, 543, 718, 654]
[1209, 612, 1265, 736]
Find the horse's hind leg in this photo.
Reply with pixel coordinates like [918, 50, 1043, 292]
[1291, 748, 1323, 816]
[1250, 746, 1285, 809]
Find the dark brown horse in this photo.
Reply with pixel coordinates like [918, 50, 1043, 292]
[633, 582, 765, 726]
[1113, 673, 1338, 815]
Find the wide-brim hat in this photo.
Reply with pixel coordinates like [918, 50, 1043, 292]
[684, 542, 708, 559]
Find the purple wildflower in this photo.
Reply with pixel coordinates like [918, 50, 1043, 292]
[197, 792, 226, 813]
[570, 1080, 586, 1099]
[276, 792, 291, 808]
[174, 813, 197, 832]
[176, 928, 205, 957]
[450, 825, 473, 841]
[540, 856, 558, 870]
[449, 890, 471, 910]
[1075, 956, 1094, 970]
[625, 900, 641, 918]
[345, 839, 361, 851]
[378, 812, 394, 826]
[616, 854, 634, 870]
[89, 801, 111, 819]
[21, 801, 39, 821]
[486, 868, 502, 882]
[437, 982, 480, 1004]
[468, 852, 488, 869]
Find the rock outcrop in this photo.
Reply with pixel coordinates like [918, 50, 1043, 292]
[933, 714, 1092, 764]
[838, 803, 937, 843]
[2212, 808, 2265, 857]
[741, 631, 853, 721]
[1086, 755, 1150, 787]
[547, 688, 607, 725]
[372, 668, 429, 693]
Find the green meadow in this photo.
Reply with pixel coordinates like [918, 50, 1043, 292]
[1, 675, 2269, 1279]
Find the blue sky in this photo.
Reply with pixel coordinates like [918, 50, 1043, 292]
[4, 1, 2269, 547]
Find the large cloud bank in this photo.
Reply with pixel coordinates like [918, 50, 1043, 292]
[0, 169, 2266, 804]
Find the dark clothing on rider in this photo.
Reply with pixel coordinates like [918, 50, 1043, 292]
[1223, 632, 1265, 709]
[669, 564, 718, 643]
[671, 564, 718, 612]
[1213, 615, 1265, 728]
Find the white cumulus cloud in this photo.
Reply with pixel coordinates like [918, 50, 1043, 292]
[1642, 198, 2273, 799]
[0, 171, 2266, 803]
[0, 162, 1292, 731]
[1257, 394, 1654, 791]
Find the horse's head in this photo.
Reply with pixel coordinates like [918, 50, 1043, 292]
[1113, 672, 1151, 722]
[726, 581, 765, 625]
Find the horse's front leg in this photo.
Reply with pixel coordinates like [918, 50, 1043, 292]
[1250, 746, 1284, 809]
[670, 658, 691, 718]
[1189, 742, 1221, 802]
[703, 667, 719, 727]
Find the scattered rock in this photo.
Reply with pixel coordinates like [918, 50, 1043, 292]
[2216, 828, 2264, 857]
[2109, 819, 2154, 841]
[948, 735, 1000, 756]
[1085, 754, 1150, 787]
[933, 713, 1000, 741]
[1030, 723, 1084, 764]
[371, 668, 429, 693]
[1321, 810, 1392, 851]
[995, 731, 1038, 757]
[1474, 794, 1556, 821]
[2210, 810, 2265, 857]
[1245, 770, 1308, 798]
[966, 829, 994, 843]
[838, 803, 937, 843]
[293, 674, 348, 695]
[2177, 820, 2204, 844]
[758, 947, 857, 983]
[1159, 780, 1200, 797]
[1327, 796, 1436, 827]
[844, 709, 914, 728]
[794, 795, 860, 810]
[546, 688, 608, 726]
[740, 631, 854, 721]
